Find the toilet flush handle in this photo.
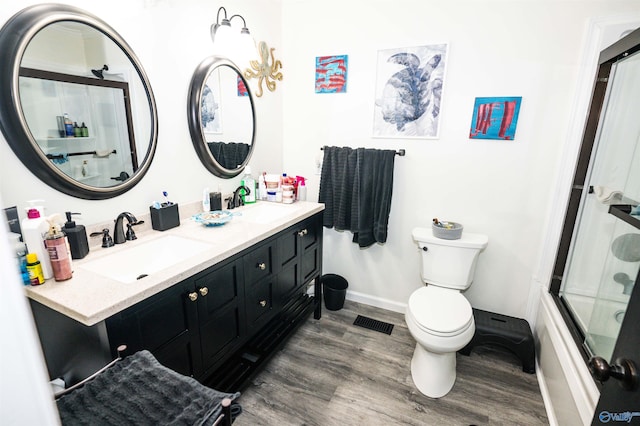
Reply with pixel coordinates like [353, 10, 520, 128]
[422, 247, 428, 252]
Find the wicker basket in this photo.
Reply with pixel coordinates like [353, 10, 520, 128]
[432, 221, 463, 240]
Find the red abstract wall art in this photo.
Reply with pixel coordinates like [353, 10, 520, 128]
[315, 55, 348, 94]
[469, 97, 522, 140]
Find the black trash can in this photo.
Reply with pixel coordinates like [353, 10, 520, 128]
[322, 274, 348, 311]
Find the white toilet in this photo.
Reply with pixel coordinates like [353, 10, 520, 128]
[405, 227, 488, 398]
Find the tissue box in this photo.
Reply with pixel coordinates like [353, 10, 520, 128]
[150, 203, 180, 231]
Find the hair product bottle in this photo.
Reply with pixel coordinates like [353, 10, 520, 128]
[26, 253, 45, 285]
[44, 218, 73, 281]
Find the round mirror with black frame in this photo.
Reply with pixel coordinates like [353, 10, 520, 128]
[188, 56, 256, 179]
[0, 4, 158, 199]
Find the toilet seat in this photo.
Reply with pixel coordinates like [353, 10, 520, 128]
[408, 286, 473, 337]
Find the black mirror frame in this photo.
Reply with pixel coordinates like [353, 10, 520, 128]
[0, 4, 158, 199]
[187, 56, 256, 179]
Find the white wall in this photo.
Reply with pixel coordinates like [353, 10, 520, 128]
[280, 0, 640, 321]
[0, 0, 284, 226]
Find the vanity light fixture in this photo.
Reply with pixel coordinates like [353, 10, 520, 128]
[210, 7, 256, 68]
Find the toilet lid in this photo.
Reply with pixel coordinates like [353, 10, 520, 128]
[408, 286, 473, 335]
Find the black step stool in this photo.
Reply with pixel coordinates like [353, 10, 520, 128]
[459, 308, 535, 374]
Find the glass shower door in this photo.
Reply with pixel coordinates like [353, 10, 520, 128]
[559, 49, 640, 361]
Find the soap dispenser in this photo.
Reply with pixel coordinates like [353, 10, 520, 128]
[63, 212, 89, 259]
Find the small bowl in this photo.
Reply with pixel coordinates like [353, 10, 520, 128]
[432, 221, 463, 240]
[192, 210, 233, 227]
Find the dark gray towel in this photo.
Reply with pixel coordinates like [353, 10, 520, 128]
[318, 146, 359, 231]
[207, 141, 250, 169]
[56, 350, 240, 426]
[352, 148, 396, 247]
[318, 146, 396, 247]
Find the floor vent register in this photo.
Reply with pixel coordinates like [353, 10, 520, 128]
[353, 315, 394, 335]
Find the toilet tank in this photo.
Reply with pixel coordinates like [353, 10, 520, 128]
[412, 228, 488, 290]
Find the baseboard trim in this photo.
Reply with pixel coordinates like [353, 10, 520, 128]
[345, 290, 406, 314]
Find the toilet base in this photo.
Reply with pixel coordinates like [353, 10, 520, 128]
[410, 343, 457, 398]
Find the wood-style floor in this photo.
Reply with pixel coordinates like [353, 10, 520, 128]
[235, 300, 548, 426]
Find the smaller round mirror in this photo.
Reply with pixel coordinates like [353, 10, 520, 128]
[188, 56, 256, 178]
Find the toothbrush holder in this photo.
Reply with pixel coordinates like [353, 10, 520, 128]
[150, 203, 180, 231]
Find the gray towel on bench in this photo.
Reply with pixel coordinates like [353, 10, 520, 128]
[56, 350, 240, 425]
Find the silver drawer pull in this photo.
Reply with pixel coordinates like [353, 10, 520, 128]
[188, 292, 198, 302]
[257, 262, 266, 270]
[297, 229, 308, 237]
[198, 287, 209, 297]
[259, 300, 267, 307]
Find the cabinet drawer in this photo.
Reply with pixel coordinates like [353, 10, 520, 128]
[245, 276, 273, 328]
[299, 219, 320, 251]
[243, 242, 273, 283]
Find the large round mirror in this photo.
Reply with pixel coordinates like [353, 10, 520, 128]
[188, 56, 255, 178]
[0, 4, 158, 199]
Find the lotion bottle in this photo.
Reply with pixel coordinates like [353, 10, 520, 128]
[203, 187, 211, 212]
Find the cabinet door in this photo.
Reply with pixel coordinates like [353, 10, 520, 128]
[300, 215, 322, 283]
[276, 226, 299, 300]
[276, 213, 323, 301]
[105, 279, 200, 378]
[195, 258, 244, 374]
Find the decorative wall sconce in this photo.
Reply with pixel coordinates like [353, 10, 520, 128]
[210, 6, 256, 68]
[244, 41, 283, 97]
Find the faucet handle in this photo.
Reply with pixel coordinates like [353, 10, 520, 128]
[90, 228, 114, 248]
[125, 220, 145, 241]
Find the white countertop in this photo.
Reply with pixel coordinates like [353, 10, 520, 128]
[25, 201, 324, 326]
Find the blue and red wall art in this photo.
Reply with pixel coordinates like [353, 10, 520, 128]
[315, 55, 348, 94]
[469, 96, 522, 140]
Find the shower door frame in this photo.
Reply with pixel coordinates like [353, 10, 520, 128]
[549, 29, 640, 365]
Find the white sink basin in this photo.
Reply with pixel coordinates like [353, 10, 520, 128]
[237, 202, 297, 224]
[79, 235, 212, 283]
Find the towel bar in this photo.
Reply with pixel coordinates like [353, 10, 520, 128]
[320, 147, 405, 156]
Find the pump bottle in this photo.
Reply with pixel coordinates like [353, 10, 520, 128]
[63, 212, 89, 259]
[241, 166, 256, 204]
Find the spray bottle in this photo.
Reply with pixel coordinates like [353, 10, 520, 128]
[44, 214, 73, 281]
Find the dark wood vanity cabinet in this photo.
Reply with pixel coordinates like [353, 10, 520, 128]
[276, 215, 322, 304]
[105, 211, 323, 390]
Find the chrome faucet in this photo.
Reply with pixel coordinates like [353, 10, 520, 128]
[227, 185, 251, 209]
[113, 212, 142, 244]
